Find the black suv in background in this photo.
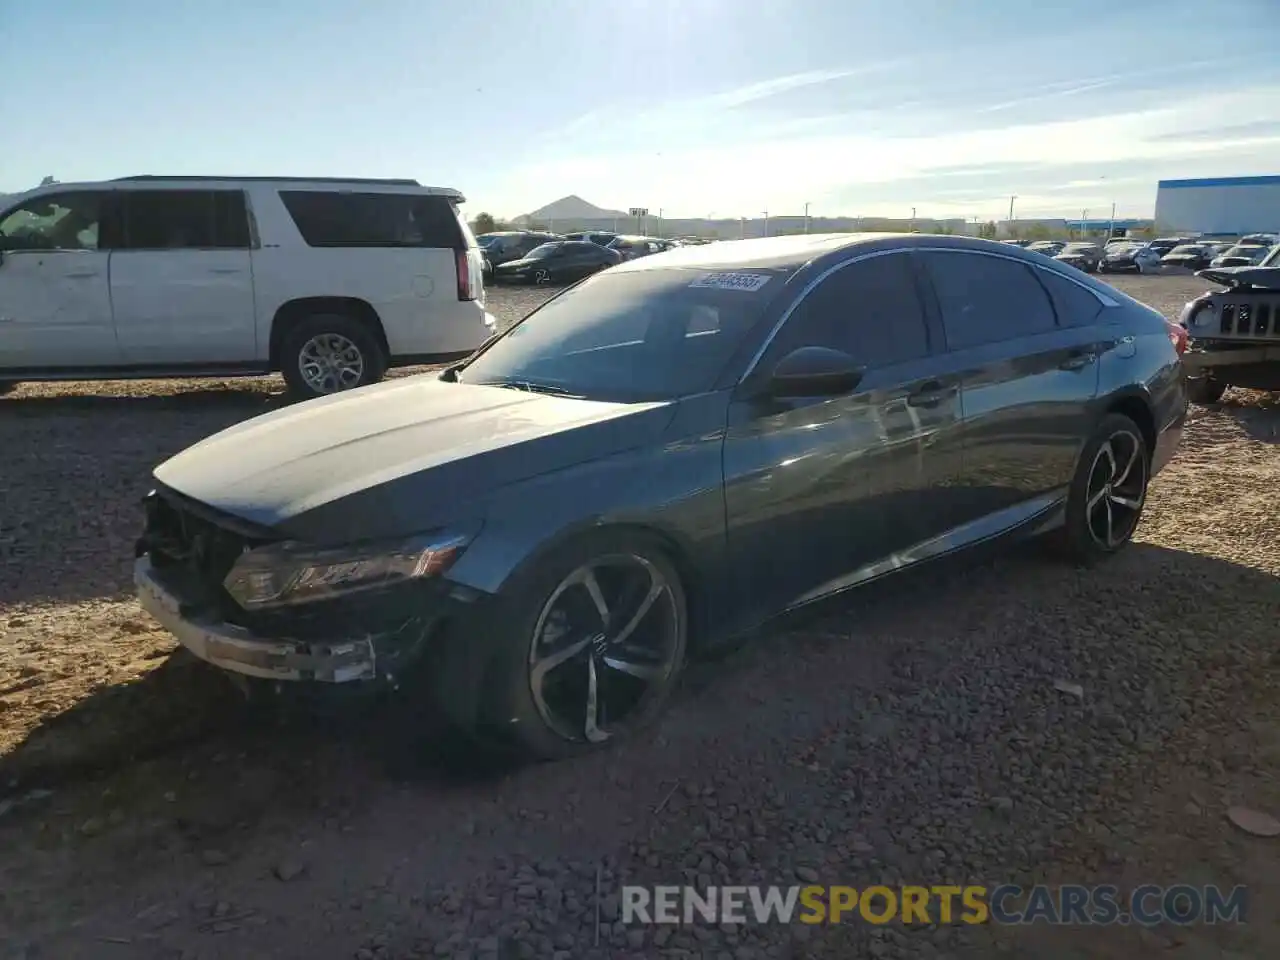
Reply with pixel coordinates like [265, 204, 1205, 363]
[477, 231, 560, 274]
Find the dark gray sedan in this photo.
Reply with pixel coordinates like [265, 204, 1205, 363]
[135, 234, 1188, 760]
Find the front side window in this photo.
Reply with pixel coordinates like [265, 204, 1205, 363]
[524, 242, 563, 259]
[0, 191, 104, 251]
[279, 191, 465, 248]
[458, 268, 780, 401]
[768, 253, 930, 368]
[921, 251, 1057, 350]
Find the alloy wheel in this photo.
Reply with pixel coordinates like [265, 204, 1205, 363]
[1085, 428, 1146, 550]
[528, 554, 681, 744]
[298, 333, 365, 394]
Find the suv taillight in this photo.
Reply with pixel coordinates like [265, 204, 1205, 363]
[456, 249, 475, 301]
[1165, 318, 1188, 355]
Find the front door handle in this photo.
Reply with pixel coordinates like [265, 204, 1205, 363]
[1059, 350, 1097, 371]
[209, 267, 243, 275]
[907, 380, 956, 408]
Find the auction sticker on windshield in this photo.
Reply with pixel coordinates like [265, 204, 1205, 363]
[688, 272, 772, 292]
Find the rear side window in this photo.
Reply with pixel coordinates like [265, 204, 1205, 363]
[119, 190, 250, 250]
[279, 191, 464, 248]
[1036, 268, 1102, 327]
[921, 251, 1057, 350]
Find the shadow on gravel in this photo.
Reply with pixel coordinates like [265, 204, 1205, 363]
[0, 385, 288, 416]
[6, 535, 1276, 808]
[1220, 391, 1280, 444]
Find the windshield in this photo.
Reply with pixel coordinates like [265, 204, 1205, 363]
[1262, 245, 1280, 267]
[1107, 243, 1139, 254]
[1168, 245, 1202, 255]
[524, 242, 562, 259]
[456, 268, 778, 401]
[477, 234, 501, 248]
[1062, 244, 1096, 253]
[1222, 245, 1268, 261]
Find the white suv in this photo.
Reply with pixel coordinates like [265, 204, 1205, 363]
[0, 176, 495, 398]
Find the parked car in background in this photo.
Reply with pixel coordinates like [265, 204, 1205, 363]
[1210, 243, 1272, 268]
[1098, 241, 1164, 274]
[1025, 240, 1065, 257]
[1161, 243, 1215, 271]
[1240, 233, 1279, 246]
[1054, 242, 1103, 273]
[607, 236, 675, 261]
[1147, 237, 1193, 258]
[491, 239, 621, 284]
[562, 231, 618, 247]
[1180, 246, 1280, 403]
[477, 231, 561, 270]
[0, 176, 493, 399]
[135, 232, 1187, 760]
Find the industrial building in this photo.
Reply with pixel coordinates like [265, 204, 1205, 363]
[1154, 175, 1280, 235]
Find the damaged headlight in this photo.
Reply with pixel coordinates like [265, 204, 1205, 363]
[222, 530, 474, 610]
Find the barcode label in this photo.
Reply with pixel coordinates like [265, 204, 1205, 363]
[688, 272, 772, 292]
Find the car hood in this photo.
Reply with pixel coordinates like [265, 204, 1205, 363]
[1197, 265, 1280, 290]
[495, 257, 540, 270]
[153, 376, 672, 539]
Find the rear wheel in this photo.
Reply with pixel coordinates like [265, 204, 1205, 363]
[1187, 376, 1227, 405]
[469, 531, 688, 760]
[1052, 413, 1149, 565]
[280, 313, 387, 400]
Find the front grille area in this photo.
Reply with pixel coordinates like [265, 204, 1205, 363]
[1217, 296, 1280, 338]
[137, 490, 274, 613]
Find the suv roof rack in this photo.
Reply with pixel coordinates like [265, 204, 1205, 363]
[113, 175, 422, 186]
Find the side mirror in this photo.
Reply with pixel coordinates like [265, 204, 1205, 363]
[768, 346, 864, 398]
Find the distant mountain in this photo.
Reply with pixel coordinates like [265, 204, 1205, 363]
[517, 195, 628, 224]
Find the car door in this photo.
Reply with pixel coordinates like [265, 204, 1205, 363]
[915, 249, 1105, 525]
[110, 189, 258, 365]
[0, 189, 120, 369]
[559, 242, 605, 279]
[722, 250, 964, 620]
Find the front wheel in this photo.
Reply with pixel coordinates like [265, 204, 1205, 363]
[472, 532, 689, 760]
[1187, 376, 1227, 405]
[1051, 413, 1149, 565]
[279, 314, 388, 400]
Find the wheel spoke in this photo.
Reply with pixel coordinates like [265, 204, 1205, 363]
[530, 636, 591, 687]
[573, 568, 610, 626]
[610, 579, 665, 647]
[1098, 440, 1117, 481]
[1103, 498, 1115, 547]
[1087, 487, 1108, 510]
[584, 655, 608, 743]
[1108, 492, 1141, 510]
[602, 654, 664, 680]
[1112, 441, 1140, 487]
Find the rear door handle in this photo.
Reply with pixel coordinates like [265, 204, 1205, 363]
[1059, 350, 1097, 371]
[209, 267, 242, 275]
[907, 380, 956, 408]
[65, 270, 100, 278]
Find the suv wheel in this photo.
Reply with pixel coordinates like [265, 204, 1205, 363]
[280, 314, 387, 400]
[1186, 376, 1227, 405]
[467, 531, 688, 760]
[1052, 413, 1149, 564]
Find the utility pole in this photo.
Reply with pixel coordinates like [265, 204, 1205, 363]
[1109, 201, 1116, 240]
[910, 207, 916, 232]
[803, 202, 810, 234]
[657, 208, 663, 238]
[762, 211, 769, 237]
[1008, 195, 1017, 222]
[1081, 208, 1088, 240]
[739, 217, 746, 240]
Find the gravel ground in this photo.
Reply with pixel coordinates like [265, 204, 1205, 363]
[1, 274, 1278, 959]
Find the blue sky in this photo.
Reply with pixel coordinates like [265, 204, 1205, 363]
[4, 0, 1279, 221]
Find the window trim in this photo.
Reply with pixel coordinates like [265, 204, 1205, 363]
[739, 245, 1118, 382]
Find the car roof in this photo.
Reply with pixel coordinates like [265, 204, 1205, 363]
[8, 177, 464, 200]
[609, 232, 1062, 274]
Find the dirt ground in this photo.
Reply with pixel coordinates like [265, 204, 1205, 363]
[1, 274, 1277, 960]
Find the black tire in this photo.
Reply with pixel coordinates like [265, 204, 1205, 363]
[1051, 413, 1149, 565]
[279, 313, 387, 400]
[1186, 376, 1227, 405]
[466, 530, 689, 761]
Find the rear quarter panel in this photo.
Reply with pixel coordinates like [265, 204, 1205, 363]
[245, 187, 491, 359]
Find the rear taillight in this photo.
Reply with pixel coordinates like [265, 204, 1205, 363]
[456, 249, 475, 301]
[1165, 318, 1188, 355]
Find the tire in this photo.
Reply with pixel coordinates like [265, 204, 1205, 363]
[279, 313, 387, 400]
[465, 530, 689, 761]
[1051, 413, 1150, 565]
[1187, 376, 1227, 405]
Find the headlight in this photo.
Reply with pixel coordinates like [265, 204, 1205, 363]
[222, 531, 473, 610]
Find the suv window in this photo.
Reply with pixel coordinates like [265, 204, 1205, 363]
[119, 190, 250, 250]
[921, 251, 1057, 349]
[280, 191, 464, 248]
[771, 252, 930, 367]
[0, 191, 104, 251]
